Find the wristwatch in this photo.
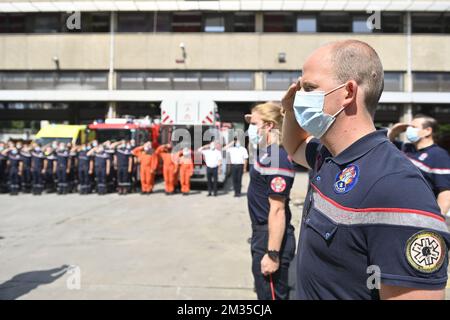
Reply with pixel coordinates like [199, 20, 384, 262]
[267, 250, 280, 261]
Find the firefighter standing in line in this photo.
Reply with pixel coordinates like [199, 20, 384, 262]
[44, 146, 57, 193]
[0, 142, 7, 193]
[115, 141, 133, 195]
[178, 147, 194, 196]
[156, 144, 179, 195]
[132, 142, 159, 194]
[31, 144, 46, 195]
[88, 144, 110, 195]
[56, 142, 71, 195]
[19, 144, 32, 193]
[77, 144, 92, 195]
[2, 145, 22, 195]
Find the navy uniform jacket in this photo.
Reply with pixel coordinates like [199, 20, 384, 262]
[116, 148, 132, 168]
[56, 150, 70, 168]
[31, 151, 46, 171]
[45, 153, 56, 172]
[297, 130, 450, 300]
[394, 142, 450, 197]
[20, 151, 32, 170]
[94, 152, 110, 169]
[8, 152, 22, 170]
[77, 151, 91, 170]
[247, 144, 295, 226]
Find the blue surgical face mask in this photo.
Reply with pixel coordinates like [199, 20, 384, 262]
[293, 83, 346, 139]
[248, 124, 262, 145]
[406, 126, 421, 143]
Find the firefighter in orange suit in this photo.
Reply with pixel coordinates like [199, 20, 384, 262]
[178, 147, 194, 195]
[156, 144, 178, 195]
[132, 142, 159, 194]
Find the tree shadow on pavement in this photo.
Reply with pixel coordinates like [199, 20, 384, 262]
[0, 265, 69, 300]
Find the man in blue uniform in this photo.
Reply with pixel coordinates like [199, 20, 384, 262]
[31, 144, 46, 195]
[0, 142, 7, 193]
[44, 146, 57, 193]
[77, 144, 92, 195]
[388, 115, 450, 215]
[19, 144, 32, 193]
[115, 141, 133, 195]
[56, 143, 71, 195]
[2, 146, 21, 195]
[282, 40, 450, 299]
[88, 144, 110, 195]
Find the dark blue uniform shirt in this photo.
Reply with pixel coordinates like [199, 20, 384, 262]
[77, 151, 91, 170]
[116, 148, 132, 168]
[31, 151, 45, 171]
[20, 151, 32, 170]
[394, 142, 450, 197]
[247, 144, 295, 226]
[56, 150, 70, 168]
[297, 130, 450, 300]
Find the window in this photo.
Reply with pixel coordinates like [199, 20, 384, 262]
[296, 15, 317, 33]
[204, 14, 226, 33]
[0, 72, 28, 90]
[200, 72, 227, 90]
[118, 13, 152, 32]
[83, 72, 108, 89]
[145, 72, 172, 90]
[172, 72, 200, 89]
[86, 13, 110, 32]
[55, 72, 81, 89]
[412, 13, 445, 33]
[233, 13, 255, 32]
[172, 12, 202, 32]
[352, 16, 372, 33]
[31, 13, 61, 33]
[264, 13, 295, 32]
[29, 72, 55, 89]
[318, 13, 350, 32]
[264, 72, 301, 90]
[117, 72, 145, 90]
[228, 72, 254, 90]
[155, 13, 172, 32]
[0, 14, 27, 33]
[379, 13, 403, 33]
[413, 73, 450, 92]
[383, 72, 403, 92]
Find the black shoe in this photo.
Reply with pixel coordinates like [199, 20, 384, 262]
[183, 193, 188, 196]
[207, 193, 212, 197]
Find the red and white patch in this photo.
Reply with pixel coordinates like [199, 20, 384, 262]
[271, 177, 286, 193]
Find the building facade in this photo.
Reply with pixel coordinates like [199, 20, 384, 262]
[0, 0, 449, 143]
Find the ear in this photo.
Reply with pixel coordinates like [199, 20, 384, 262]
[423, 126, 433, 138]
[342, 80, 358, 108]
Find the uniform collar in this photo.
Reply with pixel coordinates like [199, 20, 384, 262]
[331, 129, 388, 166]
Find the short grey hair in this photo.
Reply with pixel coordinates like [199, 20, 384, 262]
[329, 40, 384, 118]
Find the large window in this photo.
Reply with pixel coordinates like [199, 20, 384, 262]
[118, 13, 153, 32]
[204, 14, 225, 33]
[352, 16, 372, 33]
[233, 13, 255, 32]
[412, 13, 448, 33]
[264, 13, 295, 32]
[172, 12, 202, 32]
[117, 71, 254, 90]
[31, 13, 61, 33]
[383, 72, 404, 92]
[296, 15, 317, 33]
[318, 12, 351, 32]
[264, 72, 301, 90]
[413, 73, 450, 92]
[0, 72, 108, 90]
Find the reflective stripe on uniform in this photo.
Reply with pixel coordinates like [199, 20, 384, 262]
[253, 161, 295, 178]
[408, 158, 450, 175]
[311, 184, 448, 232]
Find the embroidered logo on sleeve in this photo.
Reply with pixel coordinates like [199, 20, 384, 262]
[406, 231, 446, 273]
[271, 177, 286, 193]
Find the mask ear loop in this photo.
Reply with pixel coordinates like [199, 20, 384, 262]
[326, 83, 348, 118]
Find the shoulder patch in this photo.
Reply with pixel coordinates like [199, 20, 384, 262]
[406, 230, 447, 274]
[334, 164, 359, 194]
[270, 177, 287, 193]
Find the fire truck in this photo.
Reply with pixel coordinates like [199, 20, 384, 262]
[88, 116, 160, 148]
[159, 99, 232, 184]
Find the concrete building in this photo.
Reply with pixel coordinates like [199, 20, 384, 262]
[0, 0, 449, 141]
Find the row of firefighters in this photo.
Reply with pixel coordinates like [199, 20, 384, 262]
[0, 140, 196, 196]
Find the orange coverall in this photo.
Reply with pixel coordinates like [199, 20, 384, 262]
[132, 146, 159, 193]
[178, 152, 194, 194]
[156, 145, 179, 193]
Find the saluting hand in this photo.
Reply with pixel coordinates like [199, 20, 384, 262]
[281, 77, 301, 113]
